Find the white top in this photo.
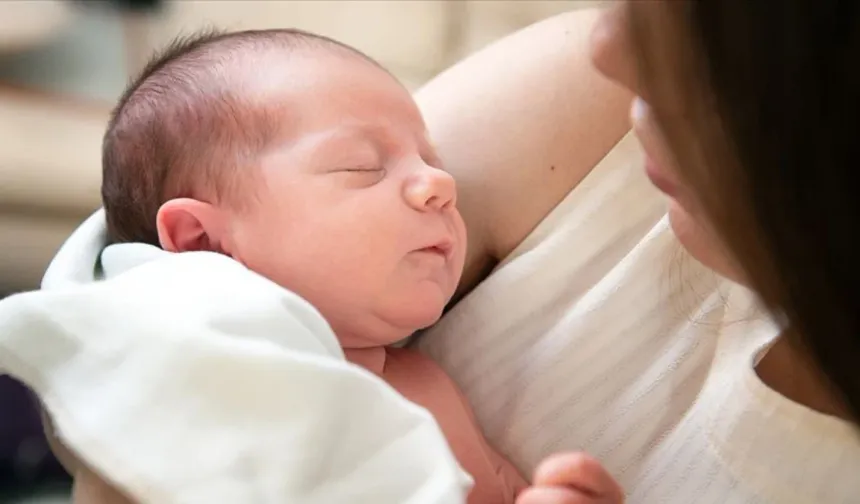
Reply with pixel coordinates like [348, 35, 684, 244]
[0, 226, 472, 503]
[418, 132, 860, 503]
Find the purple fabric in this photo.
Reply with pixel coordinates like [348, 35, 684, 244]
[0, 376, 68, 485]
[0, 376, 41, 460]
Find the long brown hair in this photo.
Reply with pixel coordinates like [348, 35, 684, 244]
[631, 1, 860, 420]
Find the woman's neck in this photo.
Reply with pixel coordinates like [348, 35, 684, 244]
[755, 332, 852, 421]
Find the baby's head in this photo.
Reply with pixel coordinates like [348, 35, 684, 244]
[102, 29, 466, 347]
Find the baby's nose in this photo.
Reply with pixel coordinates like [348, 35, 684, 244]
[404, 167, 457, 212]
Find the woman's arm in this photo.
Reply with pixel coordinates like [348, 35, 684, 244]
[416, 7, 632, 298]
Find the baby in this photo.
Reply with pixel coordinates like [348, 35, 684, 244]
[99, 28, 622, 504]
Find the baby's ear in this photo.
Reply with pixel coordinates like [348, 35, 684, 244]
[156, 198, 228, 254]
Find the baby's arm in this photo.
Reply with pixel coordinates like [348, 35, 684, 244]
[517, 453, 624, 504]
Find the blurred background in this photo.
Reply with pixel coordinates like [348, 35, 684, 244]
[0, 0, 597, 502]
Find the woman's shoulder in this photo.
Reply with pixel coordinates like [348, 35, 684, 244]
[415, 8, 633, 298]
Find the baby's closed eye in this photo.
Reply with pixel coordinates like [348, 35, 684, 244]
[339, 166, 384, 173]
[333, 166, 386, 187]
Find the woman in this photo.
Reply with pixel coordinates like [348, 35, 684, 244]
[416, 1, 860, 502]
[18, 2, 860, 502]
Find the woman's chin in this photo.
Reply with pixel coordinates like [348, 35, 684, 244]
[667, 200, 745, 284]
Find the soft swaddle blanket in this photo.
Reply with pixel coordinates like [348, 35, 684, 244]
[0, 210, 471, 503]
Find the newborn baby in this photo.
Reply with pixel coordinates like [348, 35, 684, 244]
[99, 28, 622, 504]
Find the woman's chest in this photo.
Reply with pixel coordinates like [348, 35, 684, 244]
[419, 279, 728, 480]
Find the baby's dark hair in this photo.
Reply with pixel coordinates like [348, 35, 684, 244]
[102, 28, 380, 246]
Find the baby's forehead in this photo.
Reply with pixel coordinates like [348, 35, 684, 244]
[222, 42, 381, 93]
[183, 47, 351, 131]
[227, 53, 417, 132]
[175, 41, 423, 167]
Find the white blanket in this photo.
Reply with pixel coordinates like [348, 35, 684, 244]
[0, 210, 471, 503]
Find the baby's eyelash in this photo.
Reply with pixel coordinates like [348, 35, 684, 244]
[341, 167, 383, 173]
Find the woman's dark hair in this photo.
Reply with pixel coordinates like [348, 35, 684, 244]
[631, 1, 859, 419]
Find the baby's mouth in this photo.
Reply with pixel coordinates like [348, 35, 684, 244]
[416, 240, 453, 260]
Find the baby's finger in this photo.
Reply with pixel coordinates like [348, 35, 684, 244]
[515, 486, 598, 504]
[532, 453, 623, 501]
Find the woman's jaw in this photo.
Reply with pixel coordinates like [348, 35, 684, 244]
[631, 97, 743, 283]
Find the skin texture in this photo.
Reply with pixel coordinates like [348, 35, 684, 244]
[59, 8, 632, 503]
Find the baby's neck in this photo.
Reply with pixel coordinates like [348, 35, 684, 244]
[343, 346, 388, 376]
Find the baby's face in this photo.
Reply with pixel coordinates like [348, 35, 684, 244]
[228, 52, 466, 348]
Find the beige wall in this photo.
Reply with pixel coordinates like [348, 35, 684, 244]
[125, 0, 599, 88]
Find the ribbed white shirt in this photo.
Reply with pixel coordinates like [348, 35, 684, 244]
[418, 133, 860, 503]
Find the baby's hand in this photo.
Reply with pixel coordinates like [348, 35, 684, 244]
[515, 453, 624, 504]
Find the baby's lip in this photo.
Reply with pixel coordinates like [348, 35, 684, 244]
[415, 239, 453, 260]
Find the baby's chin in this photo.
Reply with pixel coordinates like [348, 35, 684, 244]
[328, 288, 451, 348]
[339, 313, 442, 349]
[390, 302, 447, 337]
[374, 296, 449, 345]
